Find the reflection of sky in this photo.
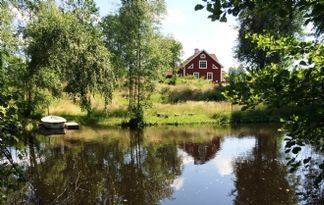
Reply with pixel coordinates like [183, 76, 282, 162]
[171, 177, 185, 191]
[214, 136, 255, 176]
[163, 136, 255, 205]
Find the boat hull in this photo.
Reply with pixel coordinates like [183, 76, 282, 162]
[42, 122, 65, 129]
[41, 116, 67, 129]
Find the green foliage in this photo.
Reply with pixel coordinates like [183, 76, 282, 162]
[198, 0, 305, 69]
[196, 0, 324, 38]
[24, 0, 114, 114]
[224, 37, 323, 111]
[230, 107, 301, 123]
[119, 0, 163, 126]
[235, 1, 303, 69]
[157, 35, 183, 81]
[161, 83, 226, 103]
[0, 93, 24, 203]
[102, 0, 183, 127]
[101, 14, 127, 79]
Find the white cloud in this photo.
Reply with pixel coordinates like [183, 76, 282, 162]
[162, 8, 186, 25]
[171, 177, 185, 191]
[214, 158, 233, 176]
[177, 149, 194, 165]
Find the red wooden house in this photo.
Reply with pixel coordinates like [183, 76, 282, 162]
[178, 49, 223, 82]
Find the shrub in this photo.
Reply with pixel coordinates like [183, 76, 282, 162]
[161, 82, 226, 103]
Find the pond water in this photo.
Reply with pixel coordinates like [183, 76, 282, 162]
[5, 125, 323, 204]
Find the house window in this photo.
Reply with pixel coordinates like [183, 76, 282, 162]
[212, 64, 218, 69]
[193, 72, 199, 79]
[200, 54, 206, 59]
[187, 64, 193, 69]
[207, 72, 213, 81]
[199, 60, 207, 69]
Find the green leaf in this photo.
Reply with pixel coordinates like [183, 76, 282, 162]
[289, 167, 297, 173]
[220, 13, 227, 22]
[292, 146, 301, 154]
[299, 60, 307, 66]
[319, 163, 324, 170]
[285, 141, 295, 148]
[303, 157, 311, 164]
[195, 4, 204, 11]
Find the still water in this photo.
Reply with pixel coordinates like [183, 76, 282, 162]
[6, 125, 323, 204]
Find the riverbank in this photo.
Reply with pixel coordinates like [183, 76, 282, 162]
[45, 79, 299, 127]
[47, 97, 295, 127]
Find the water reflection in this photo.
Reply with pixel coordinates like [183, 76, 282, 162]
[5, 125, 321, 204]
[231, 134, 297, 205]
[22, 129, 182, 205]
[181, 137, 221, 165]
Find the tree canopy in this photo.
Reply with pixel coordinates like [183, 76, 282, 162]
[101, 0, 182, 127]
[24, 0, 115, 113]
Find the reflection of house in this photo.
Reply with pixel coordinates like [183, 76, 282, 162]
[178, 49, 223, 83]
[181, 137, 221, 165]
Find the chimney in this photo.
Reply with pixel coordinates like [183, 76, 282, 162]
[194, 48, 199, 54]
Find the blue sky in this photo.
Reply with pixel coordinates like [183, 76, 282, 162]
[95, 0, 239, 70]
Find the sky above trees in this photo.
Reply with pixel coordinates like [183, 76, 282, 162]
[95, 0, 238, 70]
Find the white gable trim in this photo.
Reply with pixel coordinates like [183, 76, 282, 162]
[212, 64, 219, 69]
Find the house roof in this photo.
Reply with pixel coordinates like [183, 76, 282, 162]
[180, 50, 224, 68]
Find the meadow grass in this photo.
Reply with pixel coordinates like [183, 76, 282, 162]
[48, 95, 240, 127]
[46, 79, 289, 127]
[157, 77, 225, 103]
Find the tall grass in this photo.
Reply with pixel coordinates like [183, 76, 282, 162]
[157, 78, 226, 103]
[46, 78, 295, 127]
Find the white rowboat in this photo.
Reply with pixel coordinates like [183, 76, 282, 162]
[41, 116, 67, 129]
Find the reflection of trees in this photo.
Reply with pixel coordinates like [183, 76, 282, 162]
[181, 137, 221, 165]
[21, 130, 181, 204]
[297, 157, 324, 204]
[232, 134, 297, 205]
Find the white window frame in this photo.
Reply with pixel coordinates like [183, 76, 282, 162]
[199, 60, 207, 69]
[193, 72, 199, 79]
[200, 54, 206, 59]
[207, 72, 213, 81]
[187, 64, 194, 69]
[212, 64, 219, 69]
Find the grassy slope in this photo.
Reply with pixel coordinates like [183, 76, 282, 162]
[48, 78, 287, 127]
